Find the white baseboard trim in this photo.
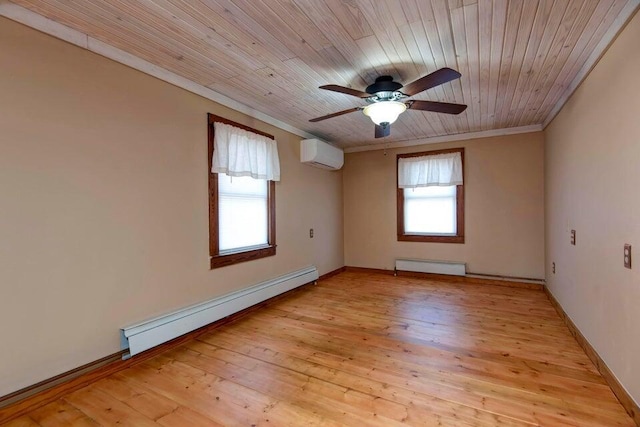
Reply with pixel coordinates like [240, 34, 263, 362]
[466, 272, 545, 285]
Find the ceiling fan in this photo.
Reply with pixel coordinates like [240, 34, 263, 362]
[310, 68, 467, 138]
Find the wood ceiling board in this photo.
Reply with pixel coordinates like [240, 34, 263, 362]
[416, 1, 461, 135]
[503, 0, 554, 128]
[265, 0, 334, 52]
[230, 0, 338, 72]
[536, 0, 633, 125]
[511, 0, 573, 127]
[406, 21, 456, 134]
[518, 0, 595, 126]
[173, 0, 288, 70]
[6, 0, 639, 150]
[449, 5, 474, 131]
[324, 0, 374, 40]
[492, 0, 521, 129]
[314, 45, 370, 91]
[354, 35, 401, 80]
[283, 57, 360, 113]
[198, 0, 296, 62]
[432, 0, 469, 131]
[395, 20, 432, 81]
[24, 0, 234, 84]
[486, 0, 507, 130]
[103, 0, 253, 78]
[143, 0, 267, 72]
[531, 0, 606, 124]
[477, 0, 493, 130]
[495, 0, 539, 127]
[357, 1, 418, 74]
[493, 1, 521, 127]
[462, 2, 482, 132]
[291, 0, 379, 85]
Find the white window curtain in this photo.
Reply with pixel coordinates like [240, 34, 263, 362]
[398, 152, 463, 188]
[211, 122, 281, 181]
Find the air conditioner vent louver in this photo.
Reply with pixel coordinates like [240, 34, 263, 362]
[301, 139, 344, 170]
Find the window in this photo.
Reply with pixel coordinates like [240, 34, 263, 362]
[208, 114, 277, 269]
[403, 185, 458, 234]
[397, 148, 465, 243]
[218, 174, 269, 251]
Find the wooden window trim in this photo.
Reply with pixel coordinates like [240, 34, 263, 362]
[396, 147, 465, 244]
[208, 113, 276, 269]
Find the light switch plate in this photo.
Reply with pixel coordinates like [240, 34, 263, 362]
[624, 244, 632, 269]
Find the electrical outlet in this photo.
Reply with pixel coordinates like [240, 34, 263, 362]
[624, 244, 632, 269]
[309, 228, 314, 238]
[570, 230, 576, 245]
[552, 262, 556, 274]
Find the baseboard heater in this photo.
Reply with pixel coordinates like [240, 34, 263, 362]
[394, 259, 545, 284]
[120, 266, 318, 358]
[395, 258, 466, 276]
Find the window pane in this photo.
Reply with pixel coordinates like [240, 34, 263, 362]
[404, 185, 456, 234]
[218, 174, 268, 251]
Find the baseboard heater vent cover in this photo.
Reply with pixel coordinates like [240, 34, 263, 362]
[395, 258, 466, 276]
[121, 266, 318, 358]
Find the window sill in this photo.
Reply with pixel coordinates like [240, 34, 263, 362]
[210, 245, 276, 269]
[398, 234, 464, 244]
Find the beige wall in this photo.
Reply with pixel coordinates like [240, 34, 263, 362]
[343, 132, 545, 279]
[0, 18, 343, 396]
[545, 11, 640, 404]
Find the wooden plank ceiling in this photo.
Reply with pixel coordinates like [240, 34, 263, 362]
[10, 0, 638, 149]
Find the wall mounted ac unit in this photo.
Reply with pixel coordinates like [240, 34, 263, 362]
[301, 139, 344, 170]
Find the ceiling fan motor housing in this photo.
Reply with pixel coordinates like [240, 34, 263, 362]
[366, 76, 403, 94]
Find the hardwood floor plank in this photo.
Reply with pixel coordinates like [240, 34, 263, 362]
[93, 376, 179, 421]
[272, 297, 577, 343]
[121, 355, 338, 426]
[156, 406, 225, 427]
[0, 417, 40, 427]
[236, 306, 595, 373]
[29, 400, 98, 426]
[180, 340, 533, 427]
[256, 307, 610, 398]
[1, 271, 634, 426]
[199, 330, 580, 426]
[202, 321, 625, 426]
[63, 387, 157, 426]
[165, 346, 409, 427]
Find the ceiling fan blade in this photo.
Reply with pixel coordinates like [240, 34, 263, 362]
[408, 100, 467, 115]
[375, 124, 390, 138]
[309, 107, 362, 122]
[319, 84, 370, 98]
[401, 68, 462, 97]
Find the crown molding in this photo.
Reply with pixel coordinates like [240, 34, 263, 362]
[343, 124, 543, 153]
[0, 2, 318, 141]
[543, 0, 640, 128]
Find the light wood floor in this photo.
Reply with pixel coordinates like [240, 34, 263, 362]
[4, 271, 634, 426]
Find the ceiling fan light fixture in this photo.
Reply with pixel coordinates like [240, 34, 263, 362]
[363, 101, 407, 126]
